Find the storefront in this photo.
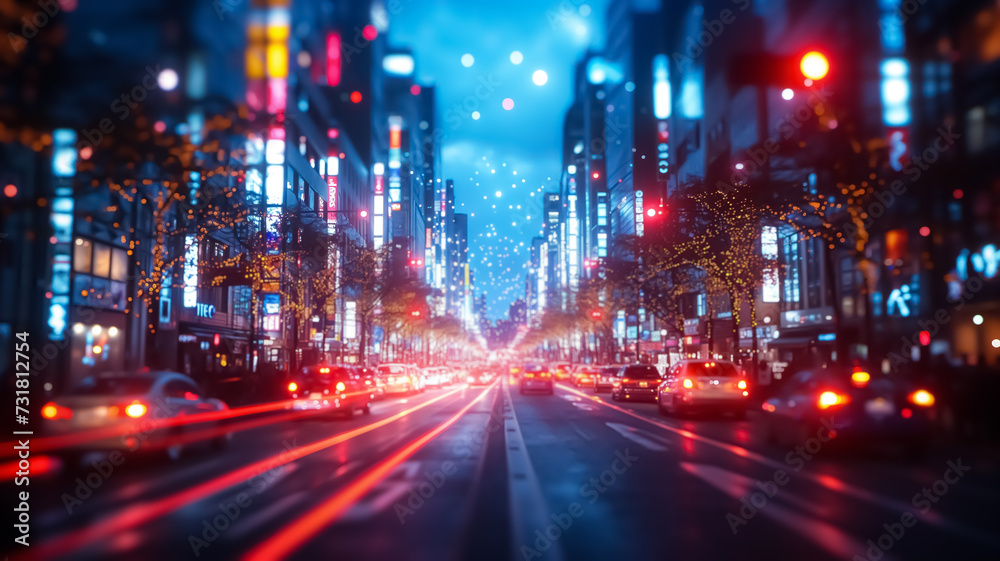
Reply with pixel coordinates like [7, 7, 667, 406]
[68, 312, 127, 386]
[176, 324, 248, 383]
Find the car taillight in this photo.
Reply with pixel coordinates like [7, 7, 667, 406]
[908, 389, 935, 407]
[622, 378, 630, 383]
[125, 401, 147, 418]
[525, 373, 535, 378]
[336, 381, 346, 392]
[737, 380, 747, 390]
[288, 382, 298, 392]
[818, 391, 850, 409]
[851, 371, 871, 388]
[682, 379, 694, 389]
[41, 402, 72, 420]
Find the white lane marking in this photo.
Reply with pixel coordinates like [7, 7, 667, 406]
[339, 481, 414, 522]
[505, 380, 565, 561]
[556, 384, 992, 539]
[571, 402, 596, 412]
[605, 422, 669, 452]
[332, 461, 361, 479]
[228, 491, 307, 541]
[680, 462, 895, 561]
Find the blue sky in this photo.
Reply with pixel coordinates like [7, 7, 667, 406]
[392, 0, 609, 321]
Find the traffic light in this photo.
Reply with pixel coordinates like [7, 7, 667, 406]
[799, 51, 829, 81]
[409, 258, 424, 266]
[410, 310, 422, 317]
[590, 310, 603, 320]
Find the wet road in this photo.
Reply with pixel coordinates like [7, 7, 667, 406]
[7, 380, 1000, 561]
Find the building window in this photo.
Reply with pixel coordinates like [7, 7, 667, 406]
[783, 233, 801, 304]
[74, 238, 128, 282]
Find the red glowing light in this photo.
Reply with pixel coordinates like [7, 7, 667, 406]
[327, 128, 339, 139]
[350, 91, 362, 103]
[592, 172, 600, 179]
[646, 208, 657, 218]
[919, 226, 930, 237]
[153, 121, 166, 133]
[244, 385, 494, 561]
[3, 184, 16, 197]
[953, 189, 964, 200]
[360, 210, 369, 218]
[919, 330, 931, 346]
[326, 33, 342, 87]
[901, 408, 913, 419]
[362, 25, 378, 41]
[79, 146, 93, 160]
[410, 84, 421, 95]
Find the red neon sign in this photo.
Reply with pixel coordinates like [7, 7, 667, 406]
[326, 33, 341, 87]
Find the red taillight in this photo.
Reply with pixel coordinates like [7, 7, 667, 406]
[622, 378, 631, 384]
[737, 380, 747, 390]
[41, 402, 72, 420]
[851, 371, 871, 388]
[818, 391, 850, 409]
[288, 382, 298, 392]
[125, 402, 147, 418]
[336, 381, 346, 393]
[320, 367, 330, 374]
[682, 379, 693, 389]
[908, 389, 935, 407]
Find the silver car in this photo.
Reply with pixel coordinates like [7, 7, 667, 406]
[657, 360, 749, 418]
[42, 370, 230, 465]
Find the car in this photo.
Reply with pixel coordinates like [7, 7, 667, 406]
[571, 365, 600, 387]
[552, 363, 574, 382]
[41, 370, 230, 465]
[377, 363, 420, 395]
[287, 365, 372, 419]
[422, 367, 443, 388]
[466, 367, 496, 386]
[593, 365, 619, 393]
[519, 365, 554, 395]
[761, 367, 936, 457]
[657, 360, 749, 418]
[357, 366, 384, 399]
[610, 364, 662, 402]
[508, 364, 524, 384]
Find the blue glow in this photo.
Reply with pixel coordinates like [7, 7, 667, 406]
[384, 54, 415, 76]
[680, 73, 704, 119]
[653, 55, 671, 119]
[818, 333, 836, 342]
[881, 58, 910, 126]
[586, 57, 623, 85]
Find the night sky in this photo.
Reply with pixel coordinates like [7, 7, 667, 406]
[393, 0, 609, 321]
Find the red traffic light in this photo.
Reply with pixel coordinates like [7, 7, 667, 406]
[409, 258, 424, 266]
[589, 310, 603, 319]
[410, 310, 422, 317]
[799, 51, 829, 81]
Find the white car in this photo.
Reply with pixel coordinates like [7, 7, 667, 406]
[657, 360, 749, 419]
[378, 363, 420, 395]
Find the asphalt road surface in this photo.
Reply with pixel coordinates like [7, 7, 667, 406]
[6, 380, 1000, 561]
